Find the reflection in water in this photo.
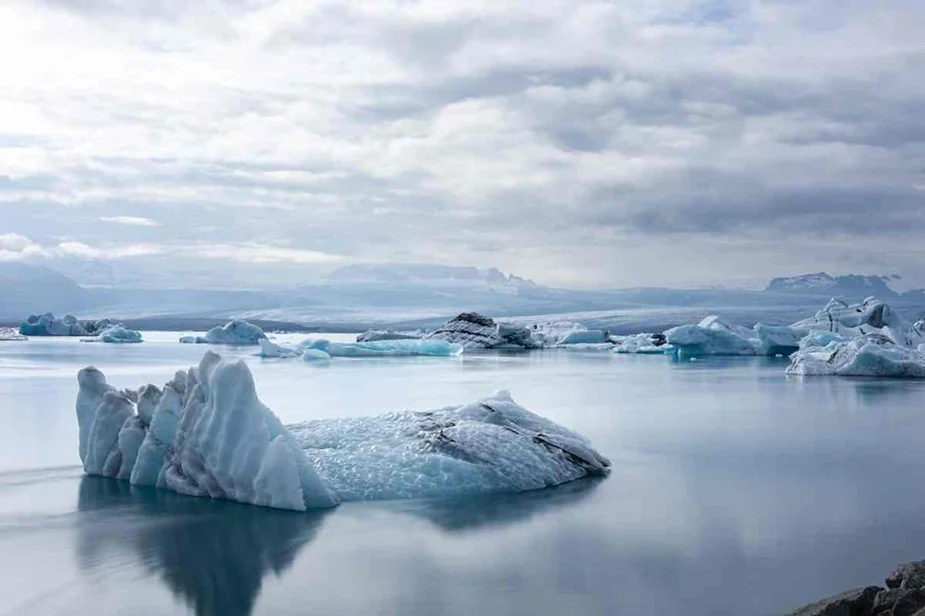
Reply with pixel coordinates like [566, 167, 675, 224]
[76, 477, 328, 616]
[385, 476, 603, 532]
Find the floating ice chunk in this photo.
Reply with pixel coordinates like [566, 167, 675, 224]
[612, 333, 672, 354]
[322, 339, 462, 358]
[162, 356, 337, 510]
[791, 297, 923, 347]
[179, 320, 267, 345]
[356, 329, 422, 342]
[787, 335, 925, 378]
[426, 313, 540, 350]
[665, 316, 760, 357]
[79, 352, 337, 510]
[20, 313, 113, 336]
[76, 353, 608, 510]
[288, 389, 610, 501]
[258, 338, 301, 358]
[261, 337, 460, 359]
[0, 327, 27, 341]
[96, 325, 143, 344]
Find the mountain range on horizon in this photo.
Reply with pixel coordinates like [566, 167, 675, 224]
[2, 261, 924, 329]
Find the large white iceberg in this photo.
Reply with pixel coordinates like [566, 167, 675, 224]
[179, 320, 267, 345]
[20, 313, 113, 337]
[258, 337, 462, 359]
[76, 352, 608, 510]
[425, 313, 540, 350]
[786, 334, 925, 378]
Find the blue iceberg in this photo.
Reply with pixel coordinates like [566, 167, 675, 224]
[76, 352, 609, 510]
[180, 320, 267, 346]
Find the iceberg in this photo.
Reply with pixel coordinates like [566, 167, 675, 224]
[786, 334, 925, 378]
[665, 315, 763, 357]
[612, 333, 672, 354]
[76, 352, 609, 510]
[790, 297, 924, 347]
[19, 313, 113, 337]
[0, 327, 27, 341]
[179, 320, 267, 345]
[425, 313, 541, 350]
[94, 324, 143, 344]
[658, 297, 919, 359]
[258, 338, 302, 358]
[356, 329, 422, 342]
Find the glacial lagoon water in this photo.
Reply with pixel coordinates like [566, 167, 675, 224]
[2, 333, 925, 615]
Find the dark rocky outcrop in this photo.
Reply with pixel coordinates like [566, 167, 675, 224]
[789, 562, 925, 616]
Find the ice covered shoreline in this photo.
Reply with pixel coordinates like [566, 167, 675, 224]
[76, 351, 610, 511]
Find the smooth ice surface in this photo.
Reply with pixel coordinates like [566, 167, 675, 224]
[76, 351, 607, 509]
[180, 320, 267, 345]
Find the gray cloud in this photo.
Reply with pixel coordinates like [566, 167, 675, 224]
[2, 0, 925, 288]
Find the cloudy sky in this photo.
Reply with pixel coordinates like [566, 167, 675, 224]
[1, 0, 923, 289]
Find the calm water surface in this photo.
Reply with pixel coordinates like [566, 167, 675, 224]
[2, 333, 925, 615]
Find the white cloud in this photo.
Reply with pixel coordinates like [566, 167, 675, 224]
[54, 241, 165, 260]
[0, 233, 48, 261]
[189, 242, 345, 264]
[1, 0, 924, 286]
[100, 216, 160, 227]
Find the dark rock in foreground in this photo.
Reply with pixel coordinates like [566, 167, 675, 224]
[789, 561, 925, 616]
[789, 586, 879, 616]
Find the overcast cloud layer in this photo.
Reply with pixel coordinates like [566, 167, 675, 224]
[1, 0, 924, 288]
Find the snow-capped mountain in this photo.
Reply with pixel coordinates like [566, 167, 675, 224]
[765, 272, 899, 297]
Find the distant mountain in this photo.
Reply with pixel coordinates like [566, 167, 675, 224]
[0, 262, 93, 320]
[326, 264, 537, 287]
[764, 272, 898, 297]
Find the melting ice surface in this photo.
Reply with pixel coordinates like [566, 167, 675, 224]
[76, 351, 609, 510]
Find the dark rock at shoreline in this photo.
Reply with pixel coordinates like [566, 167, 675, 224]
[789, 561, 925, 616]
[789, 586, 880, 616]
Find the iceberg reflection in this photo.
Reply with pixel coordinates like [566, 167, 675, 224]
[76, 476, 328, 616]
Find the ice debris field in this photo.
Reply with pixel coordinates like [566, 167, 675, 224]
[13, 293, 925, 378]
[76, 351, 610, 511]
